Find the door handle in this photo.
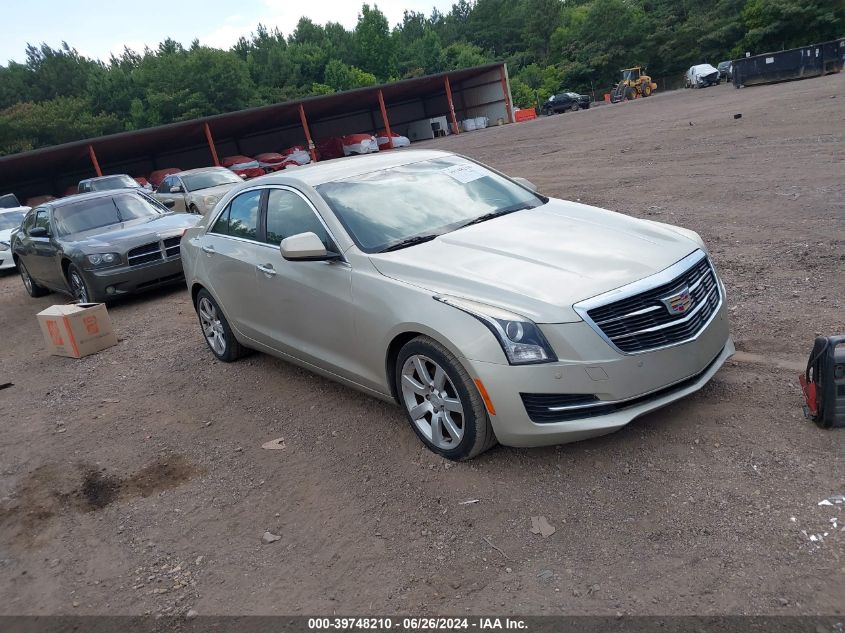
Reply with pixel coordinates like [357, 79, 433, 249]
[256, 264, 277, 276]
[201, 245, 215, 255]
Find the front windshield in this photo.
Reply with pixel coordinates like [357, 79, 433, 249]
[182, 171, 242, 192]
[316, 156, 545, 253]
[91, 175, 139, 191]
[0, 210, 26, 231]
[53, 193, 162, 236]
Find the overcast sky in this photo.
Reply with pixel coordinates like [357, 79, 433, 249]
[1, 0, 455, 64]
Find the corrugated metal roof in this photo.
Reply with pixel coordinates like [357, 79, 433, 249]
[0, 64, 504, 194]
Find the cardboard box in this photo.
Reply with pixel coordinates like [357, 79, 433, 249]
[36, 303, 118, 358]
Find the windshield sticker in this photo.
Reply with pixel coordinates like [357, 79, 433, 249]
[442, 164, 486, 184]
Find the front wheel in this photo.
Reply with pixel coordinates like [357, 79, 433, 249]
[67, 263, 100, 303]
[569, 103, 579, 112]
[195, 289, 246, 362]
[19, 259, 49, 297]
[396, 336, 496, 461]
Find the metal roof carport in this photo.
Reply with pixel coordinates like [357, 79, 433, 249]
[0, 63, 513, 202]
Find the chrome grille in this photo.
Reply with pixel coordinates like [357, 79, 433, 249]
[578, 252, 721, 354]
[127, 235, 183, 267]
[127, 242, 162, 266]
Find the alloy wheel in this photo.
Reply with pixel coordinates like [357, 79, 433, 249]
[20, 263, 33, 293]
[400, 354, 465, 450]
[198, 296, 226, 356]
[69, 269, 89, 303]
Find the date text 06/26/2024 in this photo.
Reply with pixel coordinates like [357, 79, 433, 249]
[308, 617, 528, 630]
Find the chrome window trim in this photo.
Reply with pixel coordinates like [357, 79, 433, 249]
[205, 184, 348, 264]
[573, 249, 723, 356]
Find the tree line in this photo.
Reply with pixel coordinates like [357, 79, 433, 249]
[0, 0, 841, 155]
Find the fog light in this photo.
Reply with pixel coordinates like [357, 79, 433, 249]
[106, 286, 116, 295]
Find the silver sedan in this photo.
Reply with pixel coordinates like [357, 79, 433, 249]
[180, 150, 733, 460]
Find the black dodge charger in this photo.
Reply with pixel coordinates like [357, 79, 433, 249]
[541, 92, 591, 115]
[11, 190, 200, 303]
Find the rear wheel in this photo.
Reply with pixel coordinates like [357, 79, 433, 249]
[195, 289, 246, 362]
[396, 336, 496, 461]
[18, 259, 49, 297]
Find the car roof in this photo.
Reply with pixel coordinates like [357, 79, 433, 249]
[175, 166, 234, 176]
[80, 174, 133, 182]
[41, 189, 148, 209]
[248, 149, 456, 188]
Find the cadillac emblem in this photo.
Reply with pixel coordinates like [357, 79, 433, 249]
[661, 287, 693, 315]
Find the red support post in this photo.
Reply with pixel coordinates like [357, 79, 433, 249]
[204, 122, 220, 167]
[444, 76, 460, 135]
[299, 104, 318, 163]
[377, 89, 394, 149]
[499, 65, 513, 123]
[88, 144, 103, 177]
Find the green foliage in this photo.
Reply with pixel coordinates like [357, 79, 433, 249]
[354, 4, 397, 80]
[0, 0, 840, 155]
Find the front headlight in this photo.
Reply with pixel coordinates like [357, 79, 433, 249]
[202, 195, 220, 209]
[0, 241, 9, 251]
[435, 296, 557, 365]
[86, 252, 121, 268]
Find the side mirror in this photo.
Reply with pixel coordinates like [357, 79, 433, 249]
[162, 199, 176, 209]
[280, 232, 340, 261]
[513, 177, 538, 192]
[169, 185, 183, 193]
[29, 226, 49, 238]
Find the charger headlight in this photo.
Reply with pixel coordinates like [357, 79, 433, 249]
[435, 296, 557, 365]
[0, 241, 9, 252]
[86, 252, 121, 267]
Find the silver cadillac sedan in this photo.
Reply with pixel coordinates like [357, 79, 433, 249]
[181, 150, 733, 460]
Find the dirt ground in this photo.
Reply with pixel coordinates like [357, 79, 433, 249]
[1, 74, 843, 618]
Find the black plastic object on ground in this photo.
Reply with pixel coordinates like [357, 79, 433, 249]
[732, 38, 845, 88]
[800, 335, 845, 429]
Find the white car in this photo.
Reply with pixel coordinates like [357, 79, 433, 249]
[0, 206, 29, 270]
[181, 150, 733, 460]
[686, 64, 721, 88]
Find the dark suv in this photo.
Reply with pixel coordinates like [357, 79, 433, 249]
[541, 92, 591, 115]
[717, 61, 733, 82]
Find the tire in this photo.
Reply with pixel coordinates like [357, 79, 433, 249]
[195, 289, 246, 362]
[67, 263, 101, 303]
[569, 103, 579, 112]
[395, 335, 496, 461]
[18, 259, 49, 297]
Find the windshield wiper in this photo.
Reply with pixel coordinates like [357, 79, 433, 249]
[111, 198, 123, 223]
[380, 234, 439, 253]
[456, 204, 534, 230]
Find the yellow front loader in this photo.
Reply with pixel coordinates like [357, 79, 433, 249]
[610, 67, 658, 103]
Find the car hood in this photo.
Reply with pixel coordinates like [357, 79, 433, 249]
[368, 199, 700, 323]
[691, 64, 719, 77]
[187, 183, 238, 199]
[63, 214, 200, 250]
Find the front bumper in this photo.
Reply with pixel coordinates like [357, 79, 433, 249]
[0, 252, 15, 270]
[465, 303, 733, 447]
[85, 256, 186, 298]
